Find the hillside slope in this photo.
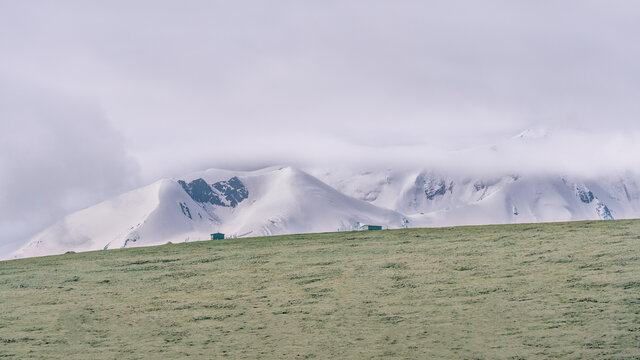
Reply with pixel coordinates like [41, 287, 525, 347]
[1, 220, 639, 359]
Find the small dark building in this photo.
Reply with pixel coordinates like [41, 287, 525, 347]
[360, 225, 382, 231]
[211, 232, 225, 240]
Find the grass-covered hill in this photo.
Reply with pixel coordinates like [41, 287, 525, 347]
[1, 220, 639, 359]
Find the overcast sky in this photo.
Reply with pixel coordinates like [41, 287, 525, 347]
[2, 1, 640, 253]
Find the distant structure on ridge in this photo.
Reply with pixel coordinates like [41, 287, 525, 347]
[360, 225, 382, 231]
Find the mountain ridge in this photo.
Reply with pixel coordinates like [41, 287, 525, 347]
[11, 165, 640, 259]
[12, 166, 406, 258]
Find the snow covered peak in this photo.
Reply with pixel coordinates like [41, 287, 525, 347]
[11, 163, 640, 260]
[11, 166, 407, 259]
[313, 168, 640, 227]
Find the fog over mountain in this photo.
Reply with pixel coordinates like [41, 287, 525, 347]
[2, 1, 640, 255]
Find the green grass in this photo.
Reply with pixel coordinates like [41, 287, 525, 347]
[1, 220, 640, 359]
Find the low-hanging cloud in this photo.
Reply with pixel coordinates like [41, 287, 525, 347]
[132, 127, 640, 181]
[3, 1, 640, 148]
[2, 1, 640, 252]
[0, 79, 140, 255]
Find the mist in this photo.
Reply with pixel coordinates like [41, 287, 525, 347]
[2, 1, 640, 252]
[0, 79, 139, 254]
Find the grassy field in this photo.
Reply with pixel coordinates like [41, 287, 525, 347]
[1, 220, 639, 359]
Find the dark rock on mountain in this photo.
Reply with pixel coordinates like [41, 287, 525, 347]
[212, 177, 249, 207]
[179, 177, 248, 208]
[424, 179, 453, 200]
[576, 186, 595, 204]
[597, 202, 614, 220]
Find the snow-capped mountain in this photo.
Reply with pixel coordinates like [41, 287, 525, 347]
[12, 159, 640, 259]
[13, 166, 406, 258]
[311, 169, 640, 227]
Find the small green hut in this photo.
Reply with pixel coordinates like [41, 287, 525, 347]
[211, 232, 225, 240]
[360, 225, 382, 231]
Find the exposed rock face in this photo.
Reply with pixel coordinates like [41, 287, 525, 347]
[179, 202, 192, 219]
[596, 202, 614, 220]
[178, 176, 248, 207]
[415, 173, 453, 200]
[568, 183, 613, 220]
[178, 178, 217, 203]
[423, 178, 453, 200]
[212, 177, 249, 207]
[575, 186, 595, 204]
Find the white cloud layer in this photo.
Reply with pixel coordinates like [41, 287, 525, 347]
[1, 1, 640, 252]
[0, 79, 139, 254]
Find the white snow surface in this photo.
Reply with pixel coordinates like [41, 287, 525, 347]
[11, 165, 640, 259]
[12, 166, 406, 258]
[311, 168, 640, 227]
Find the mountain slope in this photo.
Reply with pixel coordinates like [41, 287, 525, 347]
[13, 162, 640, 259]
[312, 168, 640, 227]
[13, 167, 406, 258]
